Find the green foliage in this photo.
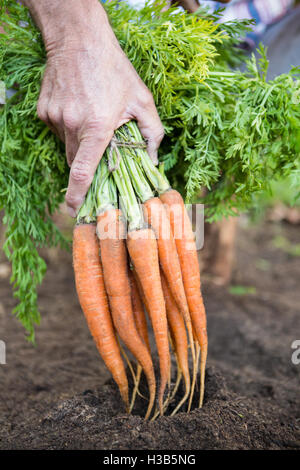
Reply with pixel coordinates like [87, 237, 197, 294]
[0, 4, 69, 340]
[250, 175, 300, 221]
[0, 1, 299, 337]
[228, 285, 256, 296]
[272, 235, 300, 257]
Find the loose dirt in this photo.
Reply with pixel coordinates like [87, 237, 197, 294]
[0, 220, 299, 449]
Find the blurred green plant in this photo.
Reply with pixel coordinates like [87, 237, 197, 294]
[255, 258, 271, 271]
[272, 235, 300, 257]
[250, 175, 300, 221]
[228, 285, 257, 296]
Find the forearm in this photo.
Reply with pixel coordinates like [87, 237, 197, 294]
[23, 0, 110, 52]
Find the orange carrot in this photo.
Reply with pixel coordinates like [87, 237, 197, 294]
[73, 223, 129, 410]
[122, 152, 196, 391]
[160, 189, 208, 407]
[127, 228, 170, 415]
[108, 150, 170, 416]
[97, 208, 156, 420]
[123, 150, 192, 345]
[160, 270, 190, 414]
[129, 269, 150, 352]
[143, 197, 196, 365]
[132, 268, 149, 314]
[143, 198, 188, 320]
[129, 269, 151, 409]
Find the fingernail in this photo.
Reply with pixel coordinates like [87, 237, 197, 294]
[67, 206, 77, 218]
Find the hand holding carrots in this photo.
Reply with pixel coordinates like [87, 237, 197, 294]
[72, 121, 207, 419]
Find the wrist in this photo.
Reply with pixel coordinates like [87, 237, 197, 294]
[24, 0, 110, 54]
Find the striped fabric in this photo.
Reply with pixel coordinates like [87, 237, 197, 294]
[201, 0, 295, 46]
[101, 0, 295, 47]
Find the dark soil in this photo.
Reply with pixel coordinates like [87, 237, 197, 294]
[0, 219, 299, 450]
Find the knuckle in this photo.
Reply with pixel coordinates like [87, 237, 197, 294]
[139, 91, 154, 108]
[70, 163, 91, 184]
[63, 111, 80, 131]
[48, 107, 61, 124]
[88, 117, 110, 133]
[97, 126, 111, 143]
[83, 119, 112, 142]
[65, 192, 82, 209]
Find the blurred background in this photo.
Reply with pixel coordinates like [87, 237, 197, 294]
[0, 0, 299, 450]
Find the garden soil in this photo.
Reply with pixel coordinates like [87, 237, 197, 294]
[0, 219, 299, 450]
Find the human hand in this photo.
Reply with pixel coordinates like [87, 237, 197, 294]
[25, 0, 164, 217]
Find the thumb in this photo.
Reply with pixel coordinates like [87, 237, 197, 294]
[65, 133, 112, 217]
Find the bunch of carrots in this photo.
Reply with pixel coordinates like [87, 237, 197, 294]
[73, 121, 207, 420]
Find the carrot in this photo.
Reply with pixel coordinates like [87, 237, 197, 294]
[96, 165, 156, 420]
[122, 150, 196, 384]
[73, 222, 129, 410]
[143, 197, 196, 363]
[120, 122, 207, 408]
[129, 269, 150, 352]
[143, 197, 188, 322]
[109, 150, 171, 417]
[160, 189, 208, 407]
[134, 266, 176, 417]
[129, 269, 151, 409]
[127, 228, 171, 415]
[160, 270, 190, 415]
[132, 268, 149, 314]
[122, 150, 197, 412]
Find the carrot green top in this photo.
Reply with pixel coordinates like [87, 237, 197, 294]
[95, 158, 117, 215]
[76, 184, 96, 225]
[125, 122, 170, 196]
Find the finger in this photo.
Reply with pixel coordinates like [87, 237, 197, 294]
[65, 131, 113, 217]
[63, 107, 81, 166]
[37, 71, 64, 140]
[37, 72, 52, 126]
[65, 129, 79, 167]
[135, 98, 164, 165]
[39, 99, 64, 141]
[47, 100, 65, 143]
[45, 117, 62, 140]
